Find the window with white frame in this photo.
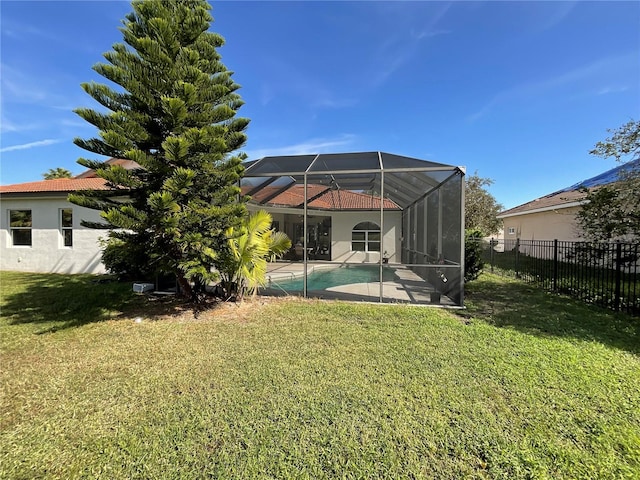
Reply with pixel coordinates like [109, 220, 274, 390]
[9, 210, 32, 246]
[352, 221, 380, 252]
[507, 227, 515, 235]
[61, 208, 73, 247]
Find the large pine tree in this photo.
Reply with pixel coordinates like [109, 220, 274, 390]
[70, 0, 249, 299]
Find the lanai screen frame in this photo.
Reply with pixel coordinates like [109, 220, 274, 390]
[242, 151, 466, 306]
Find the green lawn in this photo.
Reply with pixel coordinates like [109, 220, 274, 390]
[1, 271, 639, 479]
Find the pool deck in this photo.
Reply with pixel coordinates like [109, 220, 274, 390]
[262, 261, 457, 306]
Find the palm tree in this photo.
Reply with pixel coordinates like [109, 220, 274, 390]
[43, 168, 73, 179]
[219, 210, 291, 300]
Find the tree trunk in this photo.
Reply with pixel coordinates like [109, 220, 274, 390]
[176, 274, 194, 300]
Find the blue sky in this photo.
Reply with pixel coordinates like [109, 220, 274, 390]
[1, 1, 638, 209]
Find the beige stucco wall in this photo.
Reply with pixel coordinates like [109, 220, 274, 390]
[502, 206, 582, 242]
[1, 196, 107, 274]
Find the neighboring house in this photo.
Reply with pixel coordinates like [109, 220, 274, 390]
[497, 160, 638, 242]
[497, 189, 587, 242]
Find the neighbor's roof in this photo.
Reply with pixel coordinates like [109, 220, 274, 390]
[497, 189, 588, 218]
[498, 159, 639, 218]
[74, 158, 140, 178]
[0, 177, 109, 195]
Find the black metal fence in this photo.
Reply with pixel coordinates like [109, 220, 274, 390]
[478, 239, 639, 316]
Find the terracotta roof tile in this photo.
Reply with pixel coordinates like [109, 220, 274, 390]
[246, 184, 400, 210]
[74, 158, 141, 178]
[2, 171, 400, 210]
[0, 178, 109, 194]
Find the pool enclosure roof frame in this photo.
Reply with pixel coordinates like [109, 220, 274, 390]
[244, 151, 463, 210]
[243, 152, 465, 304]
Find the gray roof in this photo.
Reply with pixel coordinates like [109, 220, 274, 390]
[499, 158, 639, 218]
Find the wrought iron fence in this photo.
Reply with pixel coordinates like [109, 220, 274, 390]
[478, 238, 639, 316]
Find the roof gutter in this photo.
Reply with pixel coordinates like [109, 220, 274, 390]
[497, 200, 587, 219]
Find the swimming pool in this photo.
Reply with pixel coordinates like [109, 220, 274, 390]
[268, 265, 396, 292]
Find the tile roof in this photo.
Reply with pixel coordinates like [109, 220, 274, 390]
[1, 158, 137, 195]
[2, 157, 400, 210]
[0, 177, 109, 194]
[247, 184, 400, 210]
[74, 158, 141, 178]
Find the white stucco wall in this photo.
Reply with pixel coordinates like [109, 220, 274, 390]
[247, 205, 403, 263]
[330, 210, 402, 263]
[1, 196, 107, 274]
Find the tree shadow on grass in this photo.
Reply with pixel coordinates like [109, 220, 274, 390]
[0, 272, 192, 334]
[461, 273, 640, 356]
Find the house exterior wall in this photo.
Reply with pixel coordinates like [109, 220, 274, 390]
[502, 206, 582, 242]
[330, 211, 401, 263]
[252, 205, 402, 263]
[1, 196, 107, 274]
[1, 197, 402, 274]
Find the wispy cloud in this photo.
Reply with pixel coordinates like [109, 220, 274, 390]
[1, 17, 110, 55]
[597, 85, 629, 95]
[370, 3, 452, 88]
[0, 117, 42, 134]
[539, 1, 578, 31]
[258, 57, 356, 111]
[0, 139, 63, 153]
[467, 52, 638, 121]
[1, 66, 49, 105]
[311, 97, 358, 109]
[245, 135, 356, 159]
[1, 20, 63, 43]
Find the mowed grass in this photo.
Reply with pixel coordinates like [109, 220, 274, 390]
[1, 271, 639, 479]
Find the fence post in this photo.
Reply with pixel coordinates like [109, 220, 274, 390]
[490, 237, 494, 273]
[553, 239, 558, 292]
[515, 238, 520, 278]
[614, 242, 622, 312]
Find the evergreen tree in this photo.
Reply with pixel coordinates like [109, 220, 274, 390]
[43, 168, 73, 179]
[69, 0, 249, 300]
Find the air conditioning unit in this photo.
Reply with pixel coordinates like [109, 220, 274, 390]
[132, 283, 154, 293]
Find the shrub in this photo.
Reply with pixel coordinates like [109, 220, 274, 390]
[100, 237, 153, 280]
[465, 229, 485, 282]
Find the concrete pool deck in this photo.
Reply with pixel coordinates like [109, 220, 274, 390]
[262, 261, 456, 306]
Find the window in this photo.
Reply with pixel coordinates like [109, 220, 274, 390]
[61, 208, 73, 247]
[507, 227, 515, 235]
[9, 210, 32, 246]
[352, 221, 380, 252]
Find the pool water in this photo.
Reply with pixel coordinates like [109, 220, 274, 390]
[269, 265, 396, 291]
